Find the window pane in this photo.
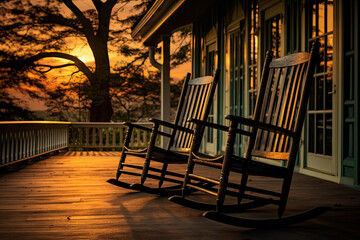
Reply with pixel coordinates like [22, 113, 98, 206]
[312, 2, 317, 38]
[326, 35, 333, 72]
[327, 0, 334, 32]
[325, 113, 332, 155]
[316, 114, 324, 154]
[318, 38, 326, 73]
[318, 1, 325, 36]
[325, 74, 332, 110]
[316, 76, 324, 110]
[309, 114, 315, 153]
[309, 79, 315, 110]
[268, 15, 282, 58]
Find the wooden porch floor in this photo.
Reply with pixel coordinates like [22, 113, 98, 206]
[0, 151, 359, 240]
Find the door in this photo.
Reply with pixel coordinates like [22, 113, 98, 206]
[229, 21, 246, 155]
[342, 0, 359, 185]
[305, 0, 337, 175]
[204, 41, 217, 154]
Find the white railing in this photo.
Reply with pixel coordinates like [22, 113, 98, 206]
[68, 122, 153, 150]
[0, 121, 154, 167]
[0, 121, 70, 166]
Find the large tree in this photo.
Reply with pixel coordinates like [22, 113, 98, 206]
[0, 0, 154, 122]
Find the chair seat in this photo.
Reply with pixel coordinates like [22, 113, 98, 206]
[126, 151, 147, 158]
[149, 146, 189, 164]
[231, 156, 288, 178]
[191, 152, 224, 169]
[125, 147, 148, 158]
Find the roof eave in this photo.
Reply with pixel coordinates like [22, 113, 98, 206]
[131, 0, 187, 45]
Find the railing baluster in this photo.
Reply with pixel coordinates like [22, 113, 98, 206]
[119, 127, 124, 147]
[98, 128, 103, 150]
[92, 128, 96, 148]
[85, 127, 89, 147]
[105, 128, 110, 148]
[112, 128, 116, 147]
[79, 127, 83, 148]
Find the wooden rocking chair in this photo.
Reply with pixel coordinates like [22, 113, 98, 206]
[108, 70, 220, 195]
[170, 42, 330, 227]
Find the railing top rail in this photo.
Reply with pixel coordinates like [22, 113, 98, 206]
[0, 121, 71, 125]
[0, 121, 152, 125]
[69, 122, 152, 127]
[0, 121, 153, 130]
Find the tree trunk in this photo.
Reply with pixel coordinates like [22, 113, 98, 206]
[90, 96, 113, 122]
[85, 2, 115, 122]
[89, 72, 113, 122]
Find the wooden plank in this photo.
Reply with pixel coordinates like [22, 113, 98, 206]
[1, 153, 360, 239]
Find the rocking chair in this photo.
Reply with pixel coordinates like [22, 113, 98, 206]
[170, 42, 329, 227]
[108, 70, 220, 195]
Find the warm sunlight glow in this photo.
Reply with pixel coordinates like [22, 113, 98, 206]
[70, 46, 95, 64]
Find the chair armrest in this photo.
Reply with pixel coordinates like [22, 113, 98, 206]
[150, 118, 194, 134]
[125, 122, 172, 138]
[190, 118, 252, 136]
[226, 115, 296, 138]
[124, 122, 152, 132]
[190, 118, 228, 131]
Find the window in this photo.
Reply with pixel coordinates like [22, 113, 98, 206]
[248, 1, 259, 116]
[230, 23, 245, 116]
[229, 21, 245, 155]
[205, 42, 216, 144]
[307, 0, 334, 156]
[265, 14, 282, 58]
[286, 0, 301, 54]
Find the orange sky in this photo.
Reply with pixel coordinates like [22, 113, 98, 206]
[22, 0, 191, 111]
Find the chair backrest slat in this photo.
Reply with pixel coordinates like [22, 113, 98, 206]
[177, 85, 201, 148]
[278, 63, 307, 152]
[268, 66, 293, 152]
[170, 70, 220, 151]
[249, 42, 319, 169]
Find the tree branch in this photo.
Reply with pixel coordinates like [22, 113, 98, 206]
[20, 52, 94, 83]
[31, 63, 76, 73]
[92, 0, 103, 11]
[62, 0, 95, 37]
[41, 13, 83, 34]
[95, 0, 119, 40]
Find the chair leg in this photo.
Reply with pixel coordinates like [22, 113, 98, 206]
[216, 170, 230, 212]
[278, 176, 292, 217]
[159, 163, 168, 188]
[116, 152, 126, 180]
[141, 123, 159, 185]
[116, 125, 133, 180]
[182, 155, 196, 198]
[141, 157, 150, 185]
[216, 119, 238, 212]
[237, 173, 248, 205]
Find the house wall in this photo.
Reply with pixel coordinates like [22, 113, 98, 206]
[190, 0, 360, 187]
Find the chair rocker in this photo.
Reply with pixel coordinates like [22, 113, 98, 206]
[108, 70, 220, 195]
[170, 42, 330, 227]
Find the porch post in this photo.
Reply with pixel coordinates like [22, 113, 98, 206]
[161, 34, 171, 147]
[161, 34, 171, 124]
[147, 35, 171, 148]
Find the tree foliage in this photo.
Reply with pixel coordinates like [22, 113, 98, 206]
[0, 0, 190, 122]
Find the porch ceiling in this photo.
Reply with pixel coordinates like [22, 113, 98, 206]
[132, 0, 217, 46]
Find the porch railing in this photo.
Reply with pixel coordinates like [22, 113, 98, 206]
[0, 121, 70, 166]
[68, 122, 153, 150]
[0, 121, 154, 167]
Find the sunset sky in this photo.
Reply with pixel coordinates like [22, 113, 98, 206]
[14, 0, 190, 111]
